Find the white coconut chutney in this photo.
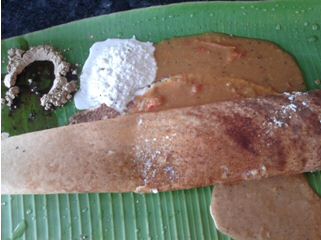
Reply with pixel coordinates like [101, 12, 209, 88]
[74, 38, 157, 112]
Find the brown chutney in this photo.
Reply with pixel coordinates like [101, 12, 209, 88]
[131, 33, 305, 112]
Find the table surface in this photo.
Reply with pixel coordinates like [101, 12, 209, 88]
[1, 0, 245, 39]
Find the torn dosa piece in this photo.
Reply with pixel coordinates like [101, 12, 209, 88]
[1, 90, 321, 194]
[210, 175, 321, 240]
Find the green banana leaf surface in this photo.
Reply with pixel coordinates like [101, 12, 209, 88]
[1, 0, 321, 239]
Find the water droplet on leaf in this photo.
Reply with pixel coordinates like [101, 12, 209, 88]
[26, 209, 32, 215]
[81, 207, 88, 213]
[80, 234, 88, 240]
[11, 220, 27, 240]
[307, 35, 318, 42]
[312, 23, 319, 31]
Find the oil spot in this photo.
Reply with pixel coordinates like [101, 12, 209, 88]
[220, 113, 259, 155]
